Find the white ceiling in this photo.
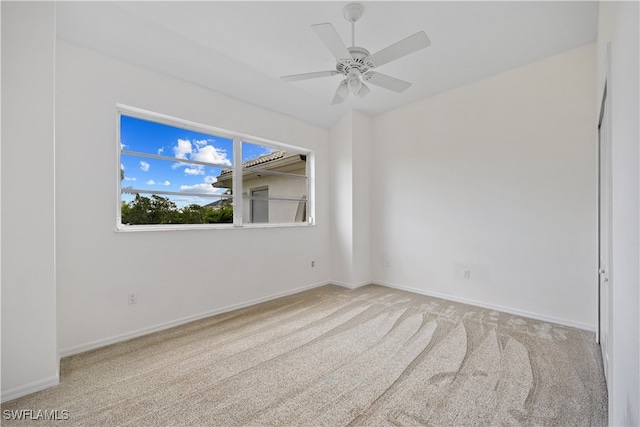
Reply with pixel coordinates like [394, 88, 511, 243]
[56, 1, 598, 128]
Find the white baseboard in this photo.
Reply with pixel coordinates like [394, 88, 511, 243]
[331, 280, 370, 290]
[59, 278, 595, 359]
[372, 280, 596, 332]
[1, 374, 59, 403]
[58, 280, 333, 358]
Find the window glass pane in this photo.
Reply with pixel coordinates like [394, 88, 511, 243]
[250, 187, 269, 223]
[121, 153, 230, 194]
[241, 198, 307, 224]
[241, 142, 307, 176]
[238, 141, 308, 224]
[121, 115, 234, 164]
[239, 142, 308, 224]
[120, 115, 234, 226]
[121, 193, 232, 225]
[243, 174, 308, 201]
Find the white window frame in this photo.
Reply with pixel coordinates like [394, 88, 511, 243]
[116, 104, 315, 231]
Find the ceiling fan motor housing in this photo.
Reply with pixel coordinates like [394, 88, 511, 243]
[336, 46, 374, 76]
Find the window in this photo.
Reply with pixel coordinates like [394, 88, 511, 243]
[250, 187, 269, 223]
[117, 105, 313, 230]
[238, 142, 309, 225]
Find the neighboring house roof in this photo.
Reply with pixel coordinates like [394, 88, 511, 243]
[213, 150, 305, 188]
[219, 150, 285, 176]
[203, 199, 227, 209]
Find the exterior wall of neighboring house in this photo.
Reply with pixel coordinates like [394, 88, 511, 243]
[242, 170, 307, 223]
[215, 151, 308, 224]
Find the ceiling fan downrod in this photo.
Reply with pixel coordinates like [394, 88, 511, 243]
[343, 3, 364, 48]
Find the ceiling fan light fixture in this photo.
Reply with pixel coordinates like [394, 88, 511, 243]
[347, 75, 362, 95]
[332, 80, 349, 105]
[358, 82, 371, 98]
[347, 69, 362, 95]
[336, 80, 349, 98]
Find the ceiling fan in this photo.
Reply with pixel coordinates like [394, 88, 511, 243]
[281, 3, 431, 105]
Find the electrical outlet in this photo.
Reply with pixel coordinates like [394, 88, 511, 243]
[311, 260, 316, 267]
[128, 293, 137, 304]
[463, 269, 471, 279]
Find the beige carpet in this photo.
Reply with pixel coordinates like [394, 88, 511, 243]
[2, 284, 607, 426]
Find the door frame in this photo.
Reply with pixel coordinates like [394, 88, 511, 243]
[596, 42, 612, 384]
[597, 82, 608, 345]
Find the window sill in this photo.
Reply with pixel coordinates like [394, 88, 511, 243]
[115, 222, 315, 232]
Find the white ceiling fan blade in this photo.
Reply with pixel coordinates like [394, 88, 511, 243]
[364, 71, 411, 93]
[331, 80, 349, 105]
[331, 93, 346, 105]
[281, 70, 338, 83]
[368, 31, 431, 68]
[312, 23, 353, 61]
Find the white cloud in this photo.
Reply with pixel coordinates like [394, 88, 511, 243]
[184, 166, 205, 175]
[170, 139, 231, 177]
[193, 139, 208, 148]
[204, 175, 217, 184]
[179, 183, 221, 194]
[191, 145, 231, 166]
[143, 179, 168, 186]
[157, 147, 164, 155]
[121, 143, 127, 149]
[173, 139, 192, 159]
[140, 161, 150, 172]
[121, 163, 125, 170]
[124, 177, 137, 181]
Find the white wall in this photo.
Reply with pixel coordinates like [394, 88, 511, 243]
[597, 2, 640, 425]
[351, 111, 372, 285]
[1, 2, 59, 400]
[329, 113, 354, 285]
[55, 41, 331, 355]
[329, 111, 371, 287]
[371, 44, 597, 329]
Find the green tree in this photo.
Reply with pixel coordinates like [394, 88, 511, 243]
[180, 204, 205, 224]
[121, 194, 152, 224]
[121, 194, 177, 225]
[121, 194, 233, 225]
[149, 195, 178, 224]
[203, 203, 233, 223]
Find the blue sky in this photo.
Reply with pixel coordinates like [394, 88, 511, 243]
[120, 115, 272, 207]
